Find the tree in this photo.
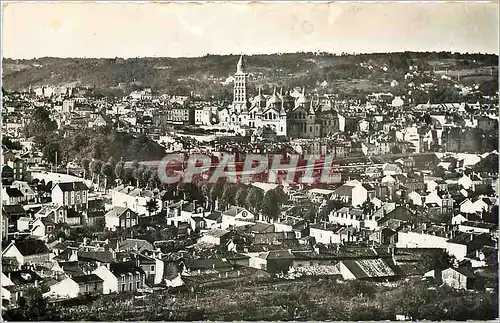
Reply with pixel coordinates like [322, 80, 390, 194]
[235, 185, 248, 207]
[3, 287, 59, 321]
[210, 181, 224, 210]
[2, 136, 22, 150]
[89, 159, 103, 185]
[146, 199, 159, 216]
[42, 141, 61, 166]
[100, 160, 114, 192]
[199, 182, 212, 209]
[246, 187, 264, 214]
[81, 158, 91, 179]
[361, 199, 375, 215]
[23, 106, 57, 139]
[220, 183, 238, 211]
[115, 160, 125, 183]
[147, 169, 160, 189]
[261, 189, 281, 222]
[131, 159, 140, 170]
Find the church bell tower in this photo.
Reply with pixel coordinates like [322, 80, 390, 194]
[233, 55, 248, 114]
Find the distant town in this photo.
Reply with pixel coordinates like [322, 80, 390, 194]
[1, 52, 498, 321]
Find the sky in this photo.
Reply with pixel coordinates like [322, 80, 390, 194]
[2, 1, 499, 59]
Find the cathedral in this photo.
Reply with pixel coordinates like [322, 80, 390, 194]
[218, 55, 340, 139]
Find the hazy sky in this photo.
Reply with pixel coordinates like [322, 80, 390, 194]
[2, 2, 499, 58]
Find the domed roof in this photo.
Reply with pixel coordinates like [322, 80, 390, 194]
[267, 88, 282, 106]
[252, 88, 266, 106]
[281, 89, 294, 103]
[296, 87, 310, 105]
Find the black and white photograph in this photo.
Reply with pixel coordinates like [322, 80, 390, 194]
[0, 1, 499, 321]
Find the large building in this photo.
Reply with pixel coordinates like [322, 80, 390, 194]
[218, 56, 340, 138]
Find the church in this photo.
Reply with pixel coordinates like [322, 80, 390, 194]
[218, 55, 340, 139]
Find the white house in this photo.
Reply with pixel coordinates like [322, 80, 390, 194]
[93, 265, 118, 294]
[43, 278, 79, 299]
[328, 207, 364, 229]
[220, 206, 255, 230]
[198, 229, 230, 246]
[330, 180, 368, 207]
[382, 163, 402, 176]
[396, 228, 448, 249]
[425, 180, 439, 192]
[51, 182, 88, 210]
[2, 240, 52, 266]
[472, 198, 489, 213]
[11, 181, 36, 202]
[111, 185, 159, 216]
[424, 191, 442, 206]
[407, 191, 423, 206]
[104, 207, 138, 231]
[381, 175, 397, 185]
[17, 217, 46, 238]
[451, 214, 468, 225]
[309, 222, 343, 245]
[458, 174, 474, 191]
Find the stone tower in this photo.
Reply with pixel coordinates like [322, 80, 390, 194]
[233, 55, 249, 114]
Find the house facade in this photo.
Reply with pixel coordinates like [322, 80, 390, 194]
[51, 182, 89, 210]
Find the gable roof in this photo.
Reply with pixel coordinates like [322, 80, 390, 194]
[72, 274, 104, 284]
[5, 270, 43, 285]
[4, 187, 24, 197]
[203, 228, 230, 239]
[341, 258, 397, 279]
[446, 266, 475, 278]
[3, 205, 26, 216]
[204, 211, 222, 221]
[54, 182, 88, 192]
[104, 207, 130, 218]
[78, 250, 115, 263]
[259, 249, 294, 260]
[11, 239, 50, 256]
[119, 239, 154, 252]
[183, 258, 232, 270]
[59, 261, 85, 276]
[110, 261, 145, 275]
[223, 206, 248, 217]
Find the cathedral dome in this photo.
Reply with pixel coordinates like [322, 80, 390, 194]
[267, 88, 282, 107]
[281, 90, 294, 103]
[296, 87, 310, 106]
[252, 88, 266, 107]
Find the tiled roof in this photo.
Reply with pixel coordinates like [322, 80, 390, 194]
[5, 187, 24, 197]
[183, 258, 232, 270]
[72, 274, 104, 284]
[78, 250, 115, 263]
[104, 206, 129, 218]
[341, 258, 397, 279]
[110, 261, 145, 275]
[13, 239, 50, 256]
[55, 182, 88, 192]
[202, 228, 230, 238]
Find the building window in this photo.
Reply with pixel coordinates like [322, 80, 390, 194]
[121, 284, 125, 292]
[136, 282, 140, 289]
[129, 282, 133, 290]
[150, 265, 155, 272]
